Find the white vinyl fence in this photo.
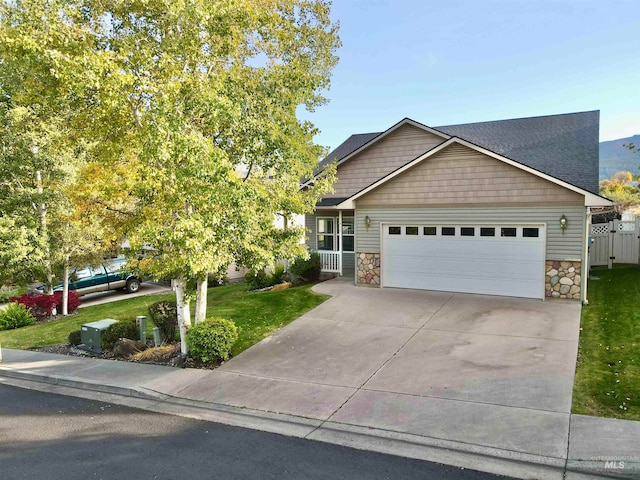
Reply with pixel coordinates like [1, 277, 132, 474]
[590, 218, 640, 269]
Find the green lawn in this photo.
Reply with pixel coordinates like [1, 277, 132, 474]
[572, 264, 640, 421]
[0, 283, 328, 357]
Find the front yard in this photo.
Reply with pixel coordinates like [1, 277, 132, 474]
[572, 264, 640, 421]
[0, 283, 328, 357]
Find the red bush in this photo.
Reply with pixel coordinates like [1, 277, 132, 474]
[53, 290, 81, 313]
[10, 291, 81, 321]
[11, 293, 58, 322]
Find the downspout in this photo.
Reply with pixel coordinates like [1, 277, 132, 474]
[581, 207, 592, 305]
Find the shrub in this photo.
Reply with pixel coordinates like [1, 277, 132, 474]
[244, 269, 270, 290]
[11, 293, 58, 321]
[53, 290, 82, 314]
[0, 303, 36, 331]
[270, 264, 286, 286]
[0, 285, 19, 303]
[148, 300, 178, 343]
[289, 251, 321, 281]
[186, 317, 238, 363]
[102, 319, 138, 351]
[68, 330, 82, 346]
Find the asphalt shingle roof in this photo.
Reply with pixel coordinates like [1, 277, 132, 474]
[315, 111, 600, 195]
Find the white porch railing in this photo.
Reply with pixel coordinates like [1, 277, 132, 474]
[319, 250, 341, 273]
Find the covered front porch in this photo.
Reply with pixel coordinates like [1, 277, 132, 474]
[305, 208, 355, 278]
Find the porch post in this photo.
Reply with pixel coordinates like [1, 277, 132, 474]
[338, 210, 343, 276]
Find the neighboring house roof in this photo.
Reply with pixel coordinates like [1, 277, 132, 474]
[314, 110, 600, 195]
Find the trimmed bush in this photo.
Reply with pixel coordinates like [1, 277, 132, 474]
[289, 251, 321, 281]
[244, 269, 270, 290]
[270, 264, 286, 286]
[102, 319, 138, 351]
[148, 300, 178, 343]
[11, 293, 57, 321]
[68, 330, 82, 346]
[0, 303, 36, 331]
[187, 317, 238, 363]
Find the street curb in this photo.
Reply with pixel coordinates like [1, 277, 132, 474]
[0, 367, 625, 480]
[0, 367, 560, 480]
[0, 367, 168, 401]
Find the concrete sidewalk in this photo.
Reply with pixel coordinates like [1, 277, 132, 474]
[1, 349, 638, 479]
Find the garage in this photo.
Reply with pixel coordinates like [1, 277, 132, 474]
[381, 224, 546, 299]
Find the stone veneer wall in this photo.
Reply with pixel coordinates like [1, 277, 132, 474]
[357, 253, 380, 285]
[545, 261, 581, 299]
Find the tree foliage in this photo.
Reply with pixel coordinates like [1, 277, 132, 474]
[0, 0, 107, 290]
[1, 0, 340, 352]
[599, 171, 640, 214]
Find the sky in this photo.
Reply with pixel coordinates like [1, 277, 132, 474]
[300, 0, 640, 153]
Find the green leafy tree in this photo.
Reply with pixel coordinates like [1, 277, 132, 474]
[0, 1, 108, 312]
[39, 0, 340, 353]
[599, 171, 640, 214]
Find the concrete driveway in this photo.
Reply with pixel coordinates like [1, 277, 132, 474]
[172, 278, 581, 476]
[78, 282, 172, 308]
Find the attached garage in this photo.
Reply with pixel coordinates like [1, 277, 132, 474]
[306, 113, 613, 301]
[381, 224, 546, 299]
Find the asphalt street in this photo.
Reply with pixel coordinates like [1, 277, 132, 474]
[0, 384, 510, 480]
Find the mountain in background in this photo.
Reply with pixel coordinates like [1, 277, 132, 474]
[599, 135, 640, 180]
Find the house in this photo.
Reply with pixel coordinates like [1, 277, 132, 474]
[303, 110, 612, 301]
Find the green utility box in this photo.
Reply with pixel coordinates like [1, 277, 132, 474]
[80, 319, 118, 354]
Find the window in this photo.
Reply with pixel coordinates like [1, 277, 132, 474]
[442, 227, 455, 236]
[406, 226, 418, 235]
[342, 217, 355, 252]
[93, 265, 106, 276]
[523, 227, 539, 238]
[424, 226, 436, 236]
[501, 227, 517, 237]
[73, 268, 92, 280]
[461, 227, 475, 237]
[106, 259, 126, 273]
[389, 226, 401, 235]
[480, 227, 495, 237]
[317, 218, 334, 250]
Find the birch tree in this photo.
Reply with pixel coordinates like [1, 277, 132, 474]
[0, 1, 107, 308]
[2, 0, 339, 353]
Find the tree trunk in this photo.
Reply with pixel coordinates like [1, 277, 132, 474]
[195, 275, 208, 323]
[36, 170, 55, 314]
[174, 276, 190, 355]
[62, 263, 69, 316]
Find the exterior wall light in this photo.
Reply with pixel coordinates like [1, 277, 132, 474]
[560, 214, 568, 232]
[364, 215, 371, 230]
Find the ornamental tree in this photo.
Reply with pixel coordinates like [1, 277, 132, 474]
[0, 0, 111, 311]
[64, 0, 339, 353]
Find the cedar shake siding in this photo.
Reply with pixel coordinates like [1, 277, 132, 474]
[326, 124, 445, 198]
[355, 143, 584, 208]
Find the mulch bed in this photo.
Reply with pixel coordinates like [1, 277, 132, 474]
[30, 342, 222, 370]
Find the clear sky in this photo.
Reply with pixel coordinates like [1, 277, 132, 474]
[301, 0, 640, 152]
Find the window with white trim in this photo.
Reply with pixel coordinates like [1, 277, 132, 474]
[317, 218, 334, 250]
[342, 217, 355, 252]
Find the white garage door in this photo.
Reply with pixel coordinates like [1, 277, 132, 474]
[382, 224, 545, 299]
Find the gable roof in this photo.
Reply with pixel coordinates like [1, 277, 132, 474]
[313, 118, 449, 177]
[314, 110, 600, 195]
[343, 137, 611, 208]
